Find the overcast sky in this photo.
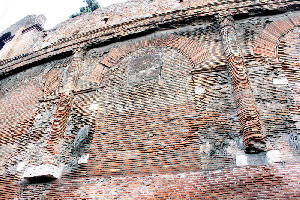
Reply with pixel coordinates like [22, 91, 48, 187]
[0, 0, 125, 32]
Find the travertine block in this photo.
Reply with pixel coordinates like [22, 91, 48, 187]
[23, 164, 63, 181]
[273, 77, 288, 85]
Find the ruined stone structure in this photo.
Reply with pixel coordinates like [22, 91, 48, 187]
[0, 0, 300, 199]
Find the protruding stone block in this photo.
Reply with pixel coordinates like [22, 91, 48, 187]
[23, 164, 63, 182]
[236, 150, 282, 166]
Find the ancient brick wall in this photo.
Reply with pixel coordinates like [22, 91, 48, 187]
[0, 0, 300, 199]
[0, 15, 46, 60]
[235, 13, 300, 162]
[16, 163, 300, 199]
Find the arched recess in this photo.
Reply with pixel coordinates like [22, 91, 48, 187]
[89, 34, 211, 83]
[278, 26, 300, 105]
[253, 13, 300, 58]
[255, 14, 300, 152]
[86, 34, 215, 176]
[277, 25, 300, 154]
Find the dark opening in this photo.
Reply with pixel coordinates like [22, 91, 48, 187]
[27, 176, 57, 184]
[0, 32, 12, 50]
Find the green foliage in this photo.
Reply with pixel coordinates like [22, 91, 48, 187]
[70, 0, 100, 18]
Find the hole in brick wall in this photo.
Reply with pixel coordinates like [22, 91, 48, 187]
[27, 176, 57, 184]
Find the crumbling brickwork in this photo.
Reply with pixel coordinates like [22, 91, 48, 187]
[0, 0, 300, 199]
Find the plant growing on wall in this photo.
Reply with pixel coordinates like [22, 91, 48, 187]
[70, 0, 100, 18]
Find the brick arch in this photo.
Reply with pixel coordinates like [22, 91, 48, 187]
[253, 14, 300, 58]
[89, 34, 211, 83]
[101, 34, 210, 68]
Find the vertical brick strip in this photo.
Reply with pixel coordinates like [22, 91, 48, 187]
[47, 92, 73, 155]
[47, 49, 84, 155]
[219, 15, 266, 153]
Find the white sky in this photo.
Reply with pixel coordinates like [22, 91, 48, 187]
[0, 0, 125, 32]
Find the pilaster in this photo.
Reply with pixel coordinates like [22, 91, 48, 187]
[218, 15, 266, 153]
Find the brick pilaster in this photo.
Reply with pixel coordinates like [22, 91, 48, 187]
[47, 48, 84, 155]
[218, 15, 266, 153]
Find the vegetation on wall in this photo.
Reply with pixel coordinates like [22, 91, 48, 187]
[70, 0, 100, 18]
